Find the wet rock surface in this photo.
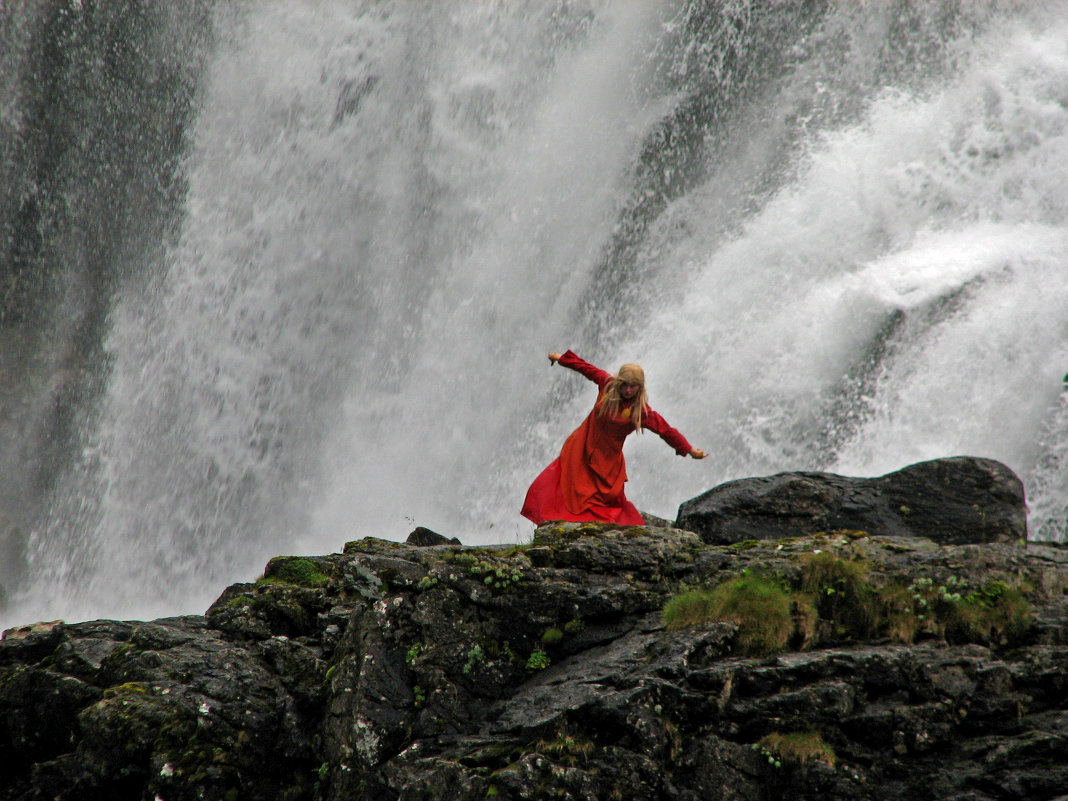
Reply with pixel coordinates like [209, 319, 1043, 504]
[2, 460, 1067, 801]
[676, 456, 1027, 546]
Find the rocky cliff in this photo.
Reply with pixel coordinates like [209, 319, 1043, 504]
[2, 458, 1068, 801]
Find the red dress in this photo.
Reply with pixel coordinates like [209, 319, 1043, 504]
[521, 350, 694, 525]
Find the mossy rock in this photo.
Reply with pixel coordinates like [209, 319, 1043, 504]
[663, 554, 1035, 656]
[532, 521, 644, 545]
[262, 557, 331, 588]
[755, 730, 837, 768]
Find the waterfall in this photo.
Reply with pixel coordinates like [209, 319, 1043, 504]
[621, 4, 1068, 530]
[2, 0, 1067, 628]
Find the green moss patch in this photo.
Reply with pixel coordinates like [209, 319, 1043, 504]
[262, 557, 329, 588]
[663, 554, 1032, 656]
[755, 730, 836, 768]
[664, 573, 795, 656]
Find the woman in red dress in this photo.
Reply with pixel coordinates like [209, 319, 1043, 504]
[521, 350, 706, 525]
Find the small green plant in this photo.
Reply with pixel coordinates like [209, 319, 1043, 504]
[752, 742, 782, 769]
[312, 761, 330, 795]
[418, 575, 439, 590]
[901, 576, 1032, 645]
[413, 685, 426, 708]
[526, 649, 551, 670]
[463, 645, 485, 674]
[406, 643, 423, 668]
[467, 559, 524, 590]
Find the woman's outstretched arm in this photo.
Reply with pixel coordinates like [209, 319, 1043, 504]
[547, 350, 612, 386]
[643, 409, 707, 458]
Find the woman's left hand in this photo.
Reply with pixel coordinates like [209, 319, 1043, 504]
[689, 448, 707, 459]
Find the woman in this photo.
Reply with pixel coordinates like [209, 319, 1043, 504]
[521, 350, 706, 526]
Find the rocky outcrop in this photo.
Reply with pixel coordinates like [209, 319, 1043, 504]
[2, 458, 1066, 801]
[676, 456, 1027, 546]
[406, 526, 461, 547]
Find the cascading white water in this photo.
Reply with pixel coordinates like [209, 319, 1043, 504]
[6, 0, 1068, 629]
[622, 8, 1068, 529]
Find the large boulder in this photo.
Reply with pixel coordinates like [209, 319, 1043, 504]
[676, 456, 1027, 545]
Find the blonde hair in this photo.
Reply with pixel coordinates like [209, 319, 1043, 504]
[598, 363, 649, 430]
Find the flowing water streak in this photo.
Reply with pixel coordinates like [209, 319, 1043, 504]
[309, 0, 675, 545]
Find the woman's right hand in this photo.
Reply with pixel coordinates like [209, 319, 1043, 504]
[548, 352, 562, 364]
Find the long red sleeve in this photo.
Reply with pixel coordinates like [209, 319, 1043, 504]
[642, 409, 693, 456]
[556, 350, 611, 388]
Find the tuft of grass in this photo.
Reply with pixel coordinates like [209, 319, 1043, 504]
[799, 553, 880, 639]
[756, 731, 836, 768]
[263, 557, 329, 588]
[663, 574, 794, 656]
[532, 725, 595, 766]
[798, 552, 869, 593]
[541, 627, 564, 647]
[944, 580, 1032, 646]
[563, 618, 585, 635]
[103, 682, 149, 698]
[879, 582, 922, 644]
[661, 588, 717, 631]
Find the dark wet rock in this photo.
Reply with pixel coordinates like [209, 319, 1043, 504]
[640, 510, 675, 528]
[2, 472, 1066, 801]
[0, 616, 323, 801]
[406, 526, 461, 546]
[677, 456, 1027, 546]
